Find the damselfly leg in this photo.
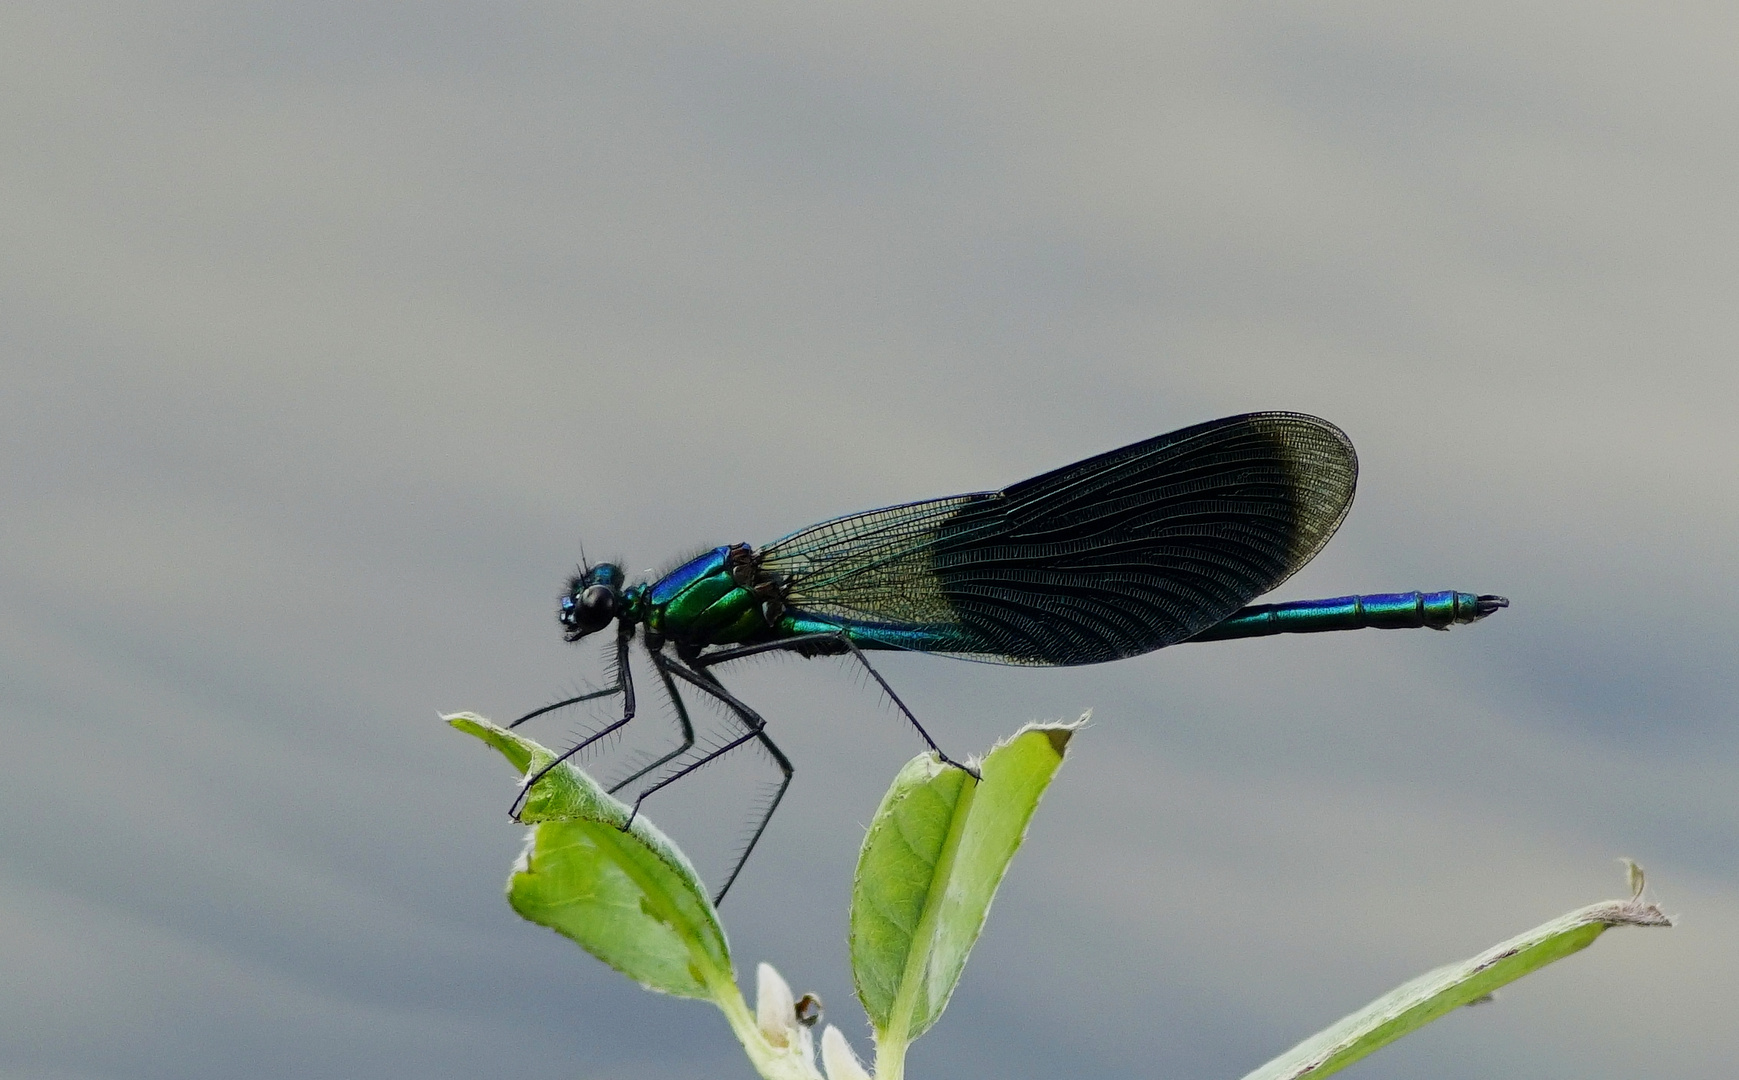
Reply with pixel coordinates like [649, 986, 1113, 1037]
[509, 629, 639, 820]
[603, 656, 696, 796]
[626, 650, 793, 905]
[695, 631, 979, 779]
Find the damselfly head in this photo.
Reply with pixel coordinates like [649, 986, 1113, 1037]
[560, 563, 625, 641]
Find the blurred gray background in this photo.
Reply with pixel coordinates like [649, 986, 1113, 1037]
[3, 2, 1735, 1078]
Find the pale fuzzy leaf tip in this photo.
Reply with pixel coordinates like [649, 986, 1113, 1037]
[821, 1025, 872, 1080]
[757, 963, 799, 1048]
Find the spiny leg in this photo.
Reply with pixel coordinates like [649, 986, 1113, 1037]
[631, 650, 793, 905]
[694, 631, 979, 779]
[509, 685, 619, 729]
[510, 628, 634, 729]
[509, 629, 639, 821]
[605, 655, 697, 796]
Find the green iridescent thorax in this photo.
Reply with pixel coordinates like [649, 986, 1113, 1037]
[644, 545, 774, 646]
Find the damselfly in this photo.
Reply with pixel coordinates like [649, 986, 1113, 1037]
[512, 412, 1506, 901]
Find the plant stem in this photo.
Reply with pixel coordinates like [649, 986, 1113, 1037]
[872, 1033, 907, 1080]
[704, 967, 825, 1080]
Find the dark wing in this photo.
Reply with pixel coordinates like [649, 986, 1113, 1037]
[758, 412, 1357, 665]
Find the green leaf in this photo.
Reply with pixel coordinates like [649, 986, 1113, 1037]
[447, 713, 733, 1000]
[1242, 896, 1673, 1080]
[851, 720, 1079, 1046]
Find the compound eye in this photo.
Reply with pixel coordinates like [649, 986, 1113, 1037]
[573, 584, 617, 631]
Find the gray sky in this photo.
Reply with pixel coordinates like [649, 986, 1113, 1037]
[3, 2, 1736, 1077]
